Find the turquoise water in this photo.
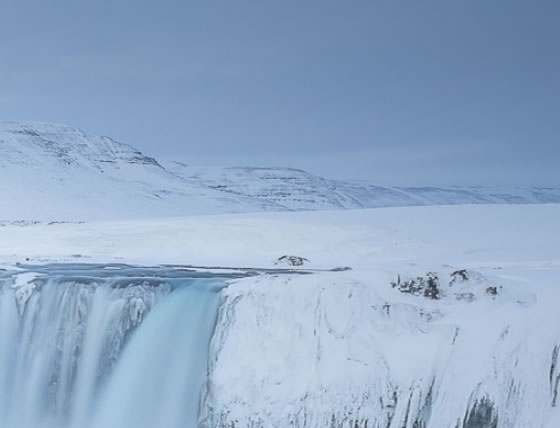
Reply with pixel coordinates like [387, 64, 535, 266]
[0, 266, 223, 428]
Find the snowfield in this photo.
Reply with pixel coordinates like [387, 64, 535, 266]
[1, 204, 559, 428]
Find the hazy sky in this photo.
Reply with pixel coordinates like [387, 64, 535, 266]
[0, 0, 558, 184]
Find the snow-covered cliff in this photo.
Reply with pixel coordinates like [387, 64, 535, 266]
[1, 204, 558, 428]
[194, 205, 560, 428]
[203, 270, 560, 428]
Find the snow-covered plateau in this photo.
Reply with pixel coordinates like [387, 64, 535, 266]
[1, 203, 559, 428]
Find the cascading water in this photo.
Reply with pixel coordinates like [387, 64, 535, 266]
[0, 265, 224, 428]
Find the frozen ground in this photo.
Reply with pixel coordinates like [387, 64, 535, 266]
[1, 204, 559, 427]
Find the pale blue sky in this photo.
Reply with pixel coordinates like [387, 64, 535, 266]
[0, 0, 558, 184]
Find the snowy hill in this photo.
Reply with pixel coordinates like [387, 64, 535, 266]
[164, 163, 364, 211]
[1, 120, 559, 221]
[167, 162, 560, 211]
[0, 121, 281, 221]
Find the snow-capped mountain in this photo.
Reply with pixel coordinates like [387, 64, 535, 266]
[1, 121, 559, 221]
[0, 121, 281, 221]
[164, 163, 364, 211]
[166, 162, 560, 210]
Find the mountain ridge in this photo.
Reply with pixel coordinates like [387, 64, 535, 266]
[1, 121, 559, 221]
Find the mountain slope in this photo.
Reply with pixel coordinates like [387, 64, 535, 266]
[166, 162, 560, 210]
[1, 120, 559, 222]
[0, 121, 282, 221]
[164, 164, 365, 211]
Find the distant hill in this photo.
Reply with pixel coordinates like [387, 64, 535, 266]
[1, 121, 558, 221]
[166, 163, 560, 210]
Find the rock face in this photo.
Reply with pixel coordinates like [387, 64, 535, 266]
[275, 255, 310, 267]
[463, 397, 498, 428]
[392, 270, 501, 303]
[201, 271, 560, 428]
[391, 272, 442, 300]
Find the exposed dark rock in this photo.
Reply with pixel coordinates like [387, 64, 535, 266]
[462, 397, 498, 428]
[451, 269, 469, 283]
[275, 255, 310, 267]
[551, 345, 560, 406]
[330, 266, 352, 272]
[391, 273, 441, 300]
[412, 381, 434, 428]
[485, 286, 498, 296]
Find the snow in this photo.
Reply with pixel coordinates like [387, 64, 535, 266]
[11, 271, 42, 288]
[0, 203, 559, 427]
[1, 119, 559, 427]
[0, 204, 556, 270]
[1, 120, 559, 222]
[0, 121, 279, 221]
[166, 161, 560, 211]
[10, 272, 43, 314]
[204, 271, 555, 428]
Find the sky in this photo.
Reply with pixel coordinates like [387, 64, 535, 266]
[0, 0, 558, 185]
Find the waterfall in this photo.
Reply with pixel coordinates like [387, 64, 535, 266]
[0, 269, 222, 428]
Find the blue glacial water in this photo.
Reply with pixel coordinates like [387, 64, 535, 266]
[0, 264, 224, 428]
